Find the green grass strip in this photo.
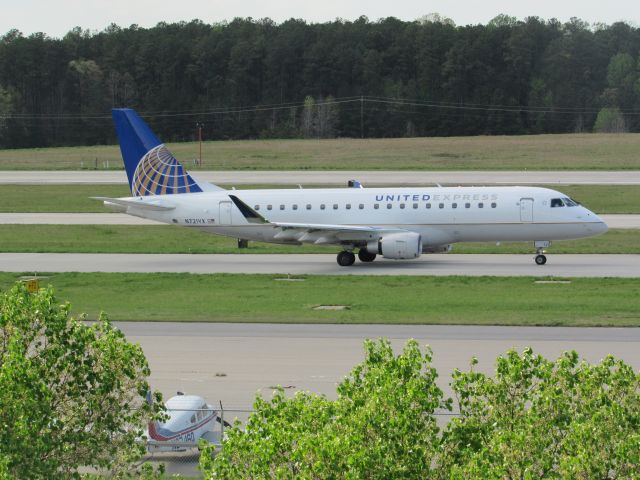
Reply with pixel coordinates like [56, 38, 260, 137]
[1, 184, 639, 213]
[1, 273, 638, 326]
[2, 134, 640, 170]
[0, 225, 636, 254]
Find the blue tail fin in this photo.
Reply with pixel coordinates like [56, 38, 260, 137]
[112, 109, 203, 196]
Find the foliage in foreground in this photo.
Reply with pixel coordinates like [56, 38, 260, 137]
[201, 339, 640, 479]
[0, 283, 162, 479]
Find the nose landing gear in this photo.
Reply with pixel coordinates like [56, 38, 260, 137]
[535, 254, 547, 265]
[534, 241, 550, 265]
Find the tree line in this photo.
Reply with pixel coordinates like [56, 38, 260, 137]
[1, 14, 640, 148]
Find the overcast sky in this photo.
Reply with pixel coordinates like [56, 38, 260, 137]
[2, 0, 639, 38]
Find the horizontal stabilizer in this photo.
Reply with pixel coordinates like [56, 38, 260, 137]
[190, 174, 226, 192]
[91, 197, 176, 211]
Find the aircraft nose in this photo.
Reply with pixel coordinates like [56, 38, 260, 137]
[586, 210, 608, 235]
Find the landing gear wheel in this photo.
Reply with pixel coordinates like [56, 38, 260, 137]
[357, 249, 377, 262]
[535, 254, 547, 265]
[337, 251, 356, 266]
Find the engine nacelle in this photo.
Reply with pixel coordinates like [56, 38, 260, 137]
[422, 244, 452, 254]
[367, 232, 422, 259]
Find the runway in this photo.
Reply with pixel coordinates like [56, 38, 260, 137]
[1, 213, 638, 228]
[1, 253, 639, 277]
[3, 170, 640, 185]
[115, 322, 640, 410]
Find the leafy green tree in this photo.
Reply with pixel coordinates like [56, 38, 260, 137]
[594, 107, 627, 132]
[442, 348, 640, 479]
[201, 338, 450, 479]
[0, 283, 162, 479]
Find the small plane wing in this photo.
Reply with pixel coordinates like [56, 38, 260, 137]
[91, 196, 176, 211]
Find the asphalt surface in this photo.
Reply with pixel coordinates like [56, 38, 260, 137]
[123, 321, 640, 474]
[1, 212, 638, 228]
[1, 253, 639, 277]
[3, 170, 640, 185]
[115, 322, 640, 410]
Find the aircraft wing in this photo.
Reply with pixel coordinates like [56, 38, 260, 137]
[269, 222, 405, 245]
[228, 194, 405, 244]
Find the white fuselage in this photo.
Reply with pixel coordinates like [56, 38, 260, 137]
[120, 186, 607, 248]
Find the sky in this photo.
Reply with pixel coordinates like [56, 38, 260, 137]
[2, 0, 639, 38]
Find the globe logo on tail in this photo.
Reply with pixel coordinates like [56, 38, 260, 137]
[131, 145, 202, 196]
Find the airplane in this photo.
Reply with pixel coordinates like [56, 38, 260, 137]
[146, 392, 229, 452]
[97, 109, 608, 266]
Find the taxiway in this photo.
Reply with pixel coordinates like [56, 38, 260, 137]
[1, 252, 638, 277]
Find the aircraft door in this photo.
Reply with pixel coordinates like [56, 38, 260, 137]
[218, 201, 233, 225]
[520, 198, 533, 222]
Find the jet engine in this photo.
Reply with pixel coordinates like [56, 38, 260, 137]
[367, 232, 422, 259]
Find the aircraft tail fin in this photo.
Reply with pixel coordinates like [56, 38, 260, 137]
[112, 109, 213, 196]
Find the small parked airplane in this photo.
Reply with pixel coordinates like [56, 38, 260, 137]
[146, 392, 229, 452]
[98, 109, 607, 266]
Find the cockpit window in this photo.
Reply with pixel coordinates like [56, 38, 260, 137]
[563, 197, 578, 207]
[550, 198, 565, 208]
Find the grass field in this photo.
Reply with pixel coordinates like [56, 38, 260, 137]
[0, 225, 635, 254]
[1, 184, 639, 213]
[1, 133, 640, 171]
[1, 273, 638, 326]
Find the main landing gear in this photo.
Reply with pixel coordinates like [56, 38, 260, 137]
[337, 250, 356, 266]
[357, 249, 377, 262]
[534, 241, 550, 265]
[336, 249, 377, 266]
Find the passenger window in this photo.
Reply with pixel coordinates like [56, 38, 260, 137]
[190, 415, 196, 424]
[491, 202, 497, 208]
[452, 203, 457, 209]
[387, 203, 392, 209]
[465, 203, 470, 208]
[439, 203, 444, 209]
[478, 203, 483, 208]
[267, 205, 272, 210]
[551, 198, 564, 208]
[292, 204, 298, 210]
[333, 204, 338, 210]
[320, 204, 326, 210]
[359, 204, 364, 209]
[374, 204, 379, 209]
[346, 204, 351, 210]
[413, 203, 418, 209]
[400, 203, 405, 209]
[280, 205, 285, 210]
[254, 205, 260, 211]
[426, 203, 431, 209]
[306, 204, 311, 210]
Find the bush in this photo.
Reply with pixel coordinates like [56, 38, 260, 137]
[202, 341, 640, 479]
[0, 283, 162, 479]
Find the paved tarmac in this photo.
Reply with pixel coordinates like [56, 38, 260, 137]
[1, 253, 638, 277]
[3, 170, 640, 185]
[124, 321, 640, 474]
[115, 322, 640, 410]
[1, 213, 638, 228]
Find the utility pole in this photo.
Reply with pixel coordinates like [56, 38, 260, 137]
[360, 95, 364, 139]
[196, 122, 204, 166]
